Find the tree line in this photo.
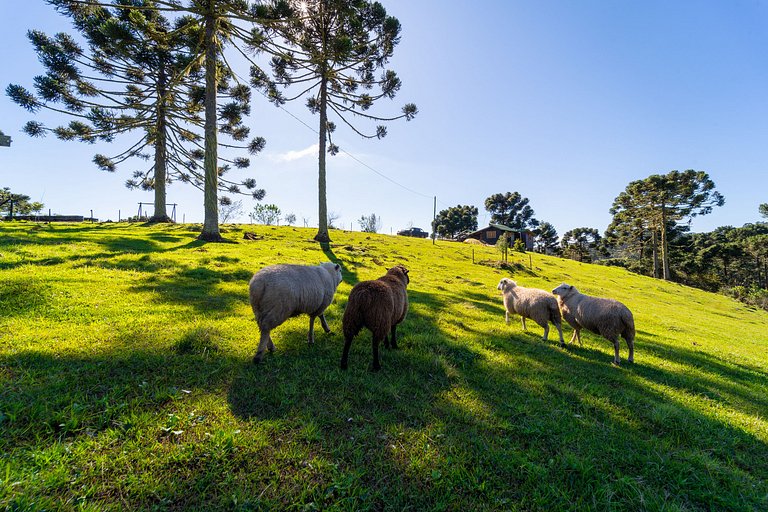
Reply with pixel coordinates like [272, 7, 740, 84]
[5, 0, 417, 242]
[432, 173, 767, 310]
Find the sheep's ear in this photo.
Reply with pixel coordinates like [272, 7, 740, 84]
[334, 264, 340, 271]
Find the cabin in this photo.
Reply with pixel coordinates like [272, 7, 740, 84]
[460, 223, 535, 250]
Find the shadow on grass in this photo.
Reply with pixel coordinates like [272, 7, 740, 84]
[320, 242, 359, 286]
[2, 285, 766, 509]
[127, 265, 253, 314]
[225, 283, 768, 509]
[0, 224, 210, 271]
[1, 347, 236, 448]
[3, 225, 768, 509]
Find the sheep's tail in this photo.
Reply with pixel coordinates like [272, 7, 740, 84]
[248, 277, 265, 318]
[548, 300, 562, 323]
[622, 308, 636, 342]
[342, 296, 364, 340]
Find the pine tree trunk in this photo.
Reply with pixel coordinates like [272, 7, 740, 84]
[661, 206, 671, 280]
[314, 74, 331, 243]
[150, 60, 170, 223]
[199, 5, 222, 241]
[652, 229, 659, 278]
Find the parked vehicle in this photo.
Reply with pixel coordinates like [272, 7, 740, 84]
[397, 227, 430, 238]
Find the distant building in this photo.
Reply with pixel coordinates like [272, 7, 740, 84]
[460, 223, 534, 250]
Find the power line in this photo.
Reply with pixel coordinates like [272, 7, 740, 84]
[255, 88, 434, 200]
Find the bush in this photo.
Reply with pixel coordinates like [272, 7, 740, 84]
[723, 285, 768, 311]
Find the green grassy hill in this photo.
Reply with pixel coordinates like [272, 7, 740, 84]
[1, 222, 766, 511]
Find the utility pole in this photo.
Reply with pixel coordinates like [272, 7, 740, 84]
[432, 196, 437, 245]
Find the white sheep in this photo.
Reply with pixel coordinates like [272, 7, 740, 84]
[497, 278, 564, 343]
[248, 262, 343, 363]
[551, 283, 635, 365]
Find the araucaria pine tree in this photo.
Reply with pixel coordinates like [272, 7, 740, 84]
[255, 0, 418, 243]
[609, 170, 724, 280]
[484, 192, 539, 230]
[6, 0, 267, 226]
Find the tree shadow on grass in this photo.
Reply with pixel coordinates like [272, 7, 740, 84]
[3, 283, 767, 509]
[559, 330, 768, 420]
[128, 265, 253, 314]
[225, 281, 768, 510]
[0, 224, 210, 271]
[320, 241, 359, 286]
[1, 338, 237, 448]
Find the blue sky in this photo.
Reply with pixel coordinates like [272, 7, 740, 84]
[1, 0, 767, 236]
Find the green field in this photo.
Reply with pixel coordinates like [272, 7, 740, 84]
[1, 222, 766, 511]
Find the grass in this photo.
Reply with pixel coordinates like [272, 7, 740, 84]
[1, 221, 766, 511]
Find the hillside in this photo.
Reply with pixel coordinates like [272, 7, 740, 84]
[1, 222, 767, 510]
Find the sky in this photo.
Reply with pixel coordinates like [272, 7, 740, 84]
[1, 0, 767, 236]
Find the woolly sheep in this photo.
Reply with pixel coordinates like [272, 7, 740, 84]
[551, 283, 635, 365]
[340, 265, 410, 371]
[248, 262, 343, 363]
[497, 278, 564, 343]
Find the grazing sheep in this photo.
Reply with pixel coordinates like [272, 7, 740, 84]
[552, 283, 635, 365]
[497, 278, 564, 343]
[248, 262, 343, 363]
[340, 265, 410, 371]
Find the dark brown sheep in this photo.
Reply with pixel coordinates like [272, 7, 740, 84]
[340, 265, 410, 371]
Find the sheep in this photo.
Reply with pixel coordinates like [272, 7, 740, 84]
[340, 265, 410, 371]
[551, 283, 635, 365]
[497, 278, 564, 343]
[248, 261, 343, 363]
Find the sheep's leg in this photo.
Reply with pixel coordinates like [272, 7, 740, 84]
[505, 311, 510, 325]
[389, 325, 398, 349]
[569, 328, 581, 346]
[610, 337, 621, 366]
[340, 335, 353, 370]
[254, 329, 271, 364]
[541, 323, 549, 341]
[626, 337, 635, 364]
[307, 316, 316, 345]
[371, 336, 382, 372]
[554, 322, 565, 345]
[319, 313, 331, 333]
[521, 317, 527, 331]
[268, 336, 275, 352]
[383, 333, 390, 349]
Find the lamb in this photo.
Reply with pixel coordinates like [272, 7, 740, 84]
[248, 261, 343, 363]
[340, 265, 410, 371]
[551, 283, 635, 365]
[497, 278, 564, 343]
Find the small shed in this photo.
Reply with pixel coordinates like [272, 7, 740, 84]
[462, 223, 534, 250]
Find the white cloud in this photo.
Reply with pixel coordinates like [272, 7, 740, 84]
[269, 144, 318, 163]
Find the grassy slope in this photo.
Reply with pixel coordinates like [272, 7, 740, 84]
[0, 222, 766, 511]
